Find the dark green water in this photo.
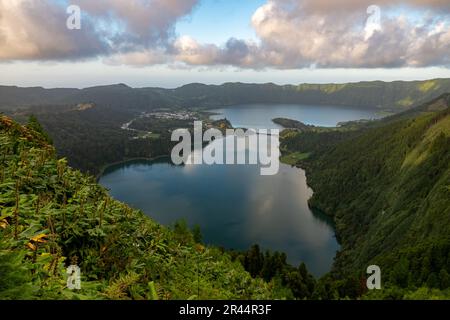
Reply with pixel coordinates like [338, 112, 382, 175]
[99, 104, 381, 276]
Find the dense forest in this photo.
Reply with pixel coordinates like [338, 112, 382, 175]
[3, 104, 175, 175]
[280, 94, 450, 299]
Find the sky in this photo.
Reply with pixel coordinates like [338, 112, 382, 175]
[0, 0, 449, 88]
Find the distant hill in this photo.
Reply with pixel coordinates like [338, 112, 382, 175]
[169, 79, 450, 110]
[1, 79, 450, 111]
[0, 84, 173, 111]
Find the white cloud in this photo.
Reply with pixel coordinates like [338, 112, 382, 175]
[0, 0, 106, 60]
[0, 0, 198, 61]
[72, 0, 198, 47]
[164, 0, 450, 69]
[244, 0, 450, 68]
[0, 0, 449, 69]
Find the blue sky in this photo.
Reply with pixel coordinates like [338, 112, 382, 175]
[176, 0, 265, 44]
[0, 0, 449, 88]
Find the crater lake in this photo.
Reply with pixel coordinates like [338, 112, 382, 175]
[99, 103, 382, 276]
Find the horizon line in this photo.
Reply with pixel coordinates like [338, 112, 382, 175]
[1, 77, 449, 91]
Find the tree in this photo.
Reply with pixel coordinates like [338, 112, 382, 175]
[391, 257, 410, 288]
[192, 225, 202, 244]
[27, 115, 53, 144]
[173, 219, 194, 245]
[426, 273, 439, 289]
[283, 268, 309, 299]
[261, 251, 275, 281]
[438, 269, 450, 289]
[337, 276, 361, 299]
[245, 245, 263, 278]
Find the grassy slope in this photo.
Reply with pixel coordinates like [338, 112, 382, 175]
[281, 95, 450, 295]
[0, 116, 273, 300]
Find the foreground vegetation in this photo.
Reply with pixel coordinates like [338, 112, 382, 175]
[0, 116, 277, 299]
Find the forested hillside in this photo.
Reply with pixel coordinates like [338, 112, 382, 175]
[0, 84, 173, 111]
[281, 94, 450, 299]
[0, 115, 275, 299]
[3, 103, 176, 175]
[170, 79, 450, 111]
[2, 79, 450, 112]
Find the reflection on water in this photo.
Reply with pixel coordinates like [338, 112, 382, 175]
[100, 135, 338, 276]
[100, 157, 339, 276]
[100, 103, 380, 276]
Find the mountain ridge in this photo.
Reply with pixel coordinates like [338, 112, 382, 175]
[1, 78, 450, 111]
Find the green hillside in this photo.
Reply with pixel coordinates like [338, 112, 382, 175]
[281, 94, 450, 298]
[170, 79, 450, 111]
[2, 79, 450, 112]
[0, 116, 274, 300]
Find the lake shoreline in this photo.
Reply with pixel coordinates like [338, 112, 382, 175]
[97, 104, 372, 275]
[99, 150, 340, 276]
[96, 155, 170, 181]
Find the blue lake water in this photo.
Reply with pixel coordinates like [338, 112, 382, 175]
[100, 104, 381, 276]
[209, 103, 381, 129]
